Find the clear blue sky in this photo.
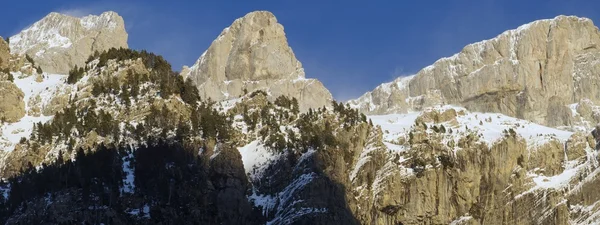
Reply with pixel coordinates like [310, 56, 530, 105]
[3, 0, 600, 100]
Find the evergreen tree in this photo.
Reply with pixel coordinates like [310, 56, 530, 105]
[291, 98, 300, 115]
[120, 85, 131, 107]
[25, 54, 34, 65]
[181, 78, 200, 106]
[7, 72, 13, 82]
[67, 66, 85, 84]
[176, 117, 191, 140]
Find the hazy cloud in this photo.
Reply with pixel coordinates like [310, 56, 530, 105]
[58, 8, 95, 17]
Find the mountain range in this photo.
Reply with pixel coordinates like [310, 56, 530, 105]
[0, 10, 598, 225]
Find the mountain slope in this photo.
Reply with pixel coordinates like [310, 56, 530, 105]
[349, 15, 600, 129]
[9, 11, 128, 74]
[1, 10, 600, 225]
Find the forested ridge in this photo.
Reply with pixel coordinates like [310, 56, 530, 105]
[0, 48, 367, 224]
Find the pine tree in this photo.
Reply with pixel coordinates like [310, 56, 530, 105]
[120, 85, 131, 107]
[25, 54, 34, 65]
[181, 78, 200, 106]
[176, 117, 191, 140]
[7, 72, 13, 82]
[67, 66, 85, 84]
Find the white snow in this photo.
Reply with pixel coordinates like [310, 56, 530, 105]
[530, 167, 579, 189]
[216, 97, 242, 113]
[127, 204, 150, 218]
[265, 172, 317, 224]
[249, 172, 318, 223]
[569, 103, 579, 117]
[347, 75, 415, 112]
[369, 112, 421, 143]
[10, 22, 72, 55]
[518, 145, 598, 198]
[450, 216, 474, 225]
[267, 207, 327, 225]
[452, 110, 572, 149]
[571, 200, 600, 225]
[10, 12, 119, 55]
[395, 74, 415, 90]
[238, 140, 275, 179]
[1, 73, 66, 151]
[14, 73, 66, 111]
[1, 115, 53, 151]
[450, 216, 473, 225]
[121, 151, 135, 194]
[369, 106, 573, 151]
[0, 181, 10, 201]
[350, 134, 392, 182]
[248, 190, 277, 216]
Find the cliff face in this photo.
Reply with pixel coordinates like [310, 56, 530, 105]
[350, 16, 600, 129]
[184, 11, 332, 111]
[275, 107, 600, 224]
[0, 81, 25, 122]
[9, 11, 128, 74]
[0, 37, 9, 70]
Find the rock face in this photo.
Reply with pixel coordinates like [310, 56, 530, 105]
[0, 81, 25, 122]
[350, 15, 600, 128]
[0, 37, 9, 70]
[9, 11, 128, 74]
[185, 11, 332, 111]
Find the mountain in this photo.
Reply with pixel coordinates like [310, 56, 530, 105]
[349, 15, 600, 130]
[183, 11, 332, 111]
[9, 11, 128, 74]
[0, 10, 600, 225]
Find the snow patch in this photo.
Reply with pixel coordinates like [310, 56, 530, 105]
[121, 151, 135, 194]
[238, 141, 275, 179]
[450, 216, 474, 225]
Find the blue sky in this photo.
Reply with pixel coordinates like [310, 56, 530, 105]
[3, 0, 600, 100]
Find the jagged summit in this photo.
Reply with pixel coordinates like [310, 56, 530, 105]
[184, 10, 332, 111]
[349, 15, 600, 129]
[9, 11, 128, 74]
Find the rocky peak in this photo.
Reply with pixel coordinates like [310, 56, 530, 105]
[349, 15, 600, 129]
[185, 11, 332, 111]
[9, 11, 128, 74]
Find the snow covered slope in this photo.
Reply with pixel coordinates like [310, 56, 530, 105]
[370, 105, 573, 151]
[0, 73, 66, 152]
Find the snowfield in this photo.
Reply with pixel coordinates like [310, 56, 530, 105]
[368, 105, 573, 151]
[238, 140, 277, 180]
[0, 73, 67, 152]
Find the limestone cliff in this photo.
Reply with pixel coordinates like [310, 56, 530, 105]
[0, 81, 25, 122]
[9, 11, 128, 74]
[0, 37, 9, 70]
[350, 15, 600, 129]
[184, 11, 332, 111]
